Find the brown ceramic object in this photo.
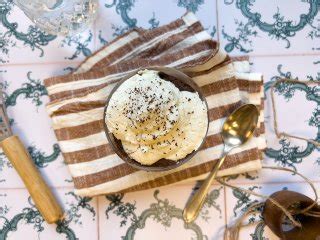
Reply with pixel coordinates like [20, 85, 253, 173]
[103, 67, 209, 172]
[263, 190, 320, 240]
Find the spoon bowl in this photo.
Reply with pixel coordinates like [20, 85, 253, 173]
[222, 104, 260, 149]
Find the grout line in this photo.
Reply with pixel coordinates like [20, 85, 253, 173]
[93, 14, 98, 52]
[171, 178, 320, 188]
[0, 186, 75, 190]
[232, 52, 320, 58]
[2, 177, 319, 191]
[215, 0, 220, 42]
[0, 61, 82, 68]
[218, 179, 319, 186]
[0, 52, 318, 70]
[1, 177, 318, 192]
[97, 196, 100, 240]
[223, 185, 228, 228]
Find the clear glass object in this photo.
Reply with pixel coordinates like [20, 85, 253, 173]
[14, 0, 99, 36]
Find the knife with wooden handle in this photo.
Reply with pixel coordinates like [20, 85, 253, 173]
[0, 92, 64, 224]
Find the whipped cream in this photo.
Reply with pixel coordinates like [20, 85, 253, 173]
[106, 69, 208, 165]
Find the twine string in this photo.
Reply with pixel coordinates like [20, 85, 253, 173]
[270, 78, 320, 147]
[223, 202, 264, 240]
[219, 166, 320, 240]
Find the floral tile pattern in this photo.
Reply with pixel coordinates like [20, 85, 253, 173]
[0, 188, 98, 240]
[218, 0, 320, 56]
[0, 0, 319, 239]
[254, 55, 320, 181]
[95, 0, 217, 49]
[99, 185, 225, 240]
[0, 1, 94, 65]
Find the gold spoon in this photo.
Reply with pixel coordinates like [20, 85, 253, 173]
[183, 104, 260, 223]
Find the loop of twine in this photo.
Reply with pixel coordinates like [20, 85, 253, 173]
[219, 165, 319, 240]
[270, 78, 320, 147]
[222, 202, 264, 240]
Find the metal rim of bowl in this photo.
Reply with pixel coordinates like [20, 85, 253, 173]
[103, 66, 209, 172]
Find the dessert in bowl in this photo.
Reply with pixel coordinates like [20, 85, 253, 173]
[104, 67, 209, 171]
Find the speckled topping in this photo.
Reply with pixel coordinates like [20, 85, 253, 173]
[106, 69, 208, 165]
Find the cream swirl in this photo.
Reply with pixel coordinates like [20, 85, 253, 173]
[106, 69, 208, 165]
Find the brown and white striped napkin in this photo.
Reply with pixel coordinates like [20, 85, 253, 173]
[44, 12, 266, 197]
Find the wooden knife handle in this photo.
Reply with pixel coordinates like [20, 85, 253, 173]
[1, 135, 64, 223]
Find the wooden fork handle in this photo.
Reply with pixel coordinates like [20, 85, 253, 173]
[1, 135, 64, 223]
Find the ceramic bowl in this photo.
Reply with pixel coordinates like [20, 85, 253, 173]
[103, 67, 209, 172]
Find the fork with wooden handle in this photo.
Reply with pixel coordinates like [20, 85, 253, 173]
[0, 95, 64, 224]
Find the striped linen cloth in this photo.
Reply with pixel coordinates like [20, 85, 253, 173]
[44, 12, 266, 196]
